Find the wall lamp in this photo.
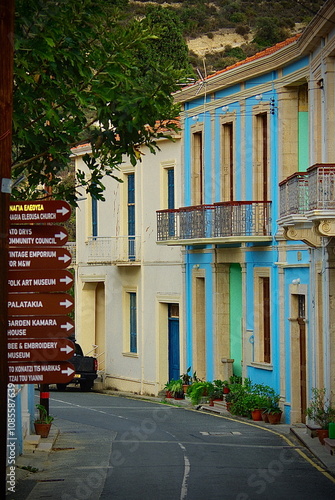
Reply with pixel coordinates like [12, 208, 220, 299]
[292, 278, 300, 285]
[255, 94, 263, 101]
[192, 115, 199, 121]
[222, 105, 229, 112]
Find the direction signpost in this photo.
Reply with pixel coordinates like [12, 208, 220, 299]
[7, 199, 75, 402]
[9, 224, 68, 246]
[8, 292, 74, 316]
[8, 247, 72, 269]
[7, 338, 75, 362]
[8, 269, 74, 292]
[9, 200, 71, 223]
[7, 315, 75, 339]
[8, 362, 75, 385]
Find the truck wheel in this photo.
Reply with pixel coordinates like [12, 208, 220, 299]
[57, 383, 67, 391]
[80, 381, 93, 392]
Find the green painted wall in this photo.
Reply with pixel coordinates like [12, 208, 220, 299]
[229, 263, 242, 377]
[298, 111, 309, 171]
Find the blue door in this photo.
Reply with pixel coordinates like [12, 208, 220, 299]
[168, 304, 180, 381]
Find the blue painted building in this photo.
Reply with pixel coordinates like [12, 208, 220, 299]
[157, 0, 335, 424]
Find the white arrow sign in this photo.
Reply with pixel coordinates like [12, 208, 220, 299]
[58, 253, 71, 263]
[60, 299, 73, 309]
[61, 366, 75, 377]
[60, 275, 73, 285]
[55, 231, 68, 241]
[56, 206, 70, 216]
[60, 321, 75, 331]
[60, 344, 74, 355]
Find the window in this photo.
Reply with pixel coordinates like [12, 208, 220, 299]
[129, 292, 137, 353]
[221, 122, 234, 201]
[92, 195, 98, 238]
[254, 111, 269, 201]
[191, 129, 204, 205]
[127, 173, 135, 260]
[167, 168, 175, 209]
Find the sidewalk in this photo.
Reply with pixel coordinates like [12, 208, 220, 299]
[8, 391, 335, 498]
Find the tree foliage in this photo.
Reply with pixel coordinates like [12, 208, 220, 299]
[12, 0, 182, 204]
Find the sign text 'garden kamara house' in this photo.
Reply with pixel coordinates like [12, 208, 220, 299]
[7, 200, 75, 385]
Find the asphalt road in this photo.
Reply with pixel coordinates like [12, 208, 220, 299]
[12, 389, 335, 500]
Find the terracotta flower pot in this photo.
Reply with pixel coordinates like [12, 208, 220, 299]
[268, 412, 282, 424]
[317, 429, 329, 445]
[261, 412, 269, 423]
[34, 422, 52, 438]
[166, 391, 173, 398]
[251, 409, 263, 421]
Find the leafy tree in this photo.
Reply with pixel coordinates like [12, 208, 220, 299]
[253, 17, 289, 48]
[141, 6, 194, 79]
[12, 0, 182, 204]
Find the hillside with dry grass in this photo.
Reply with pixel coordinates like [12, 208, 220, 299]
[128, 0, 325, 73]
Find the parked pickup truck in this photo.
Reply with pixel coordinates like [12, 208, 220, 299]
[56, 341, 98, 392]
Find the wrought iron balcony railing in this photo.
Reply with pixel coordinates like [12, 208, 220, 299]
[85, 236, 141, 263]
[279, 164, 335, 219]
[157, 201, 272, 242]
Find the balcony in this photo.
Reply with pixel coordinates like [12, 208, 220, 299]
[279, 163, 335, 245]
[85, 236, 141, 264]
[157, 201, 272, 245]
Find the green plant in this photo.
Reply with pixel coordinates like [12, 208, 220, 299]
[168, 379, 184, 398]
[213, 380, 224, 399]
[187, 381, 207, 405]
[35, 404, 54, 425]
[180, 367, 192, 385]
[306, 388, 335, 429]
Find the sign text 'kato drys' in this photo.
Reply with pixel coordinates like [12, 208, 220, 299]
[9, 225, 68, 246]
[9, 200, 71, 223]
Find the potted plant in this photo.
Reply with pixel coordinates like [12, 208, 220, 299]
[164, 380, 175, 398]
[34, 404, 54, 438]
[243, 393, 268, 421]
[170, 379, 184, 400]
[222, 380, 230, 394]
[187, 381, 208, 405]
[306, 388, 335, 444]
[266, 405, 283, 425]
[180, 367, 193, 393]
[213, 380, 224, 400]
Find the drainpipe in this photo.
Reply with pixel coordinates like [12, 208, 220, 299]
[322, 238, 330, 395]
[308, 247, 317, 390]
